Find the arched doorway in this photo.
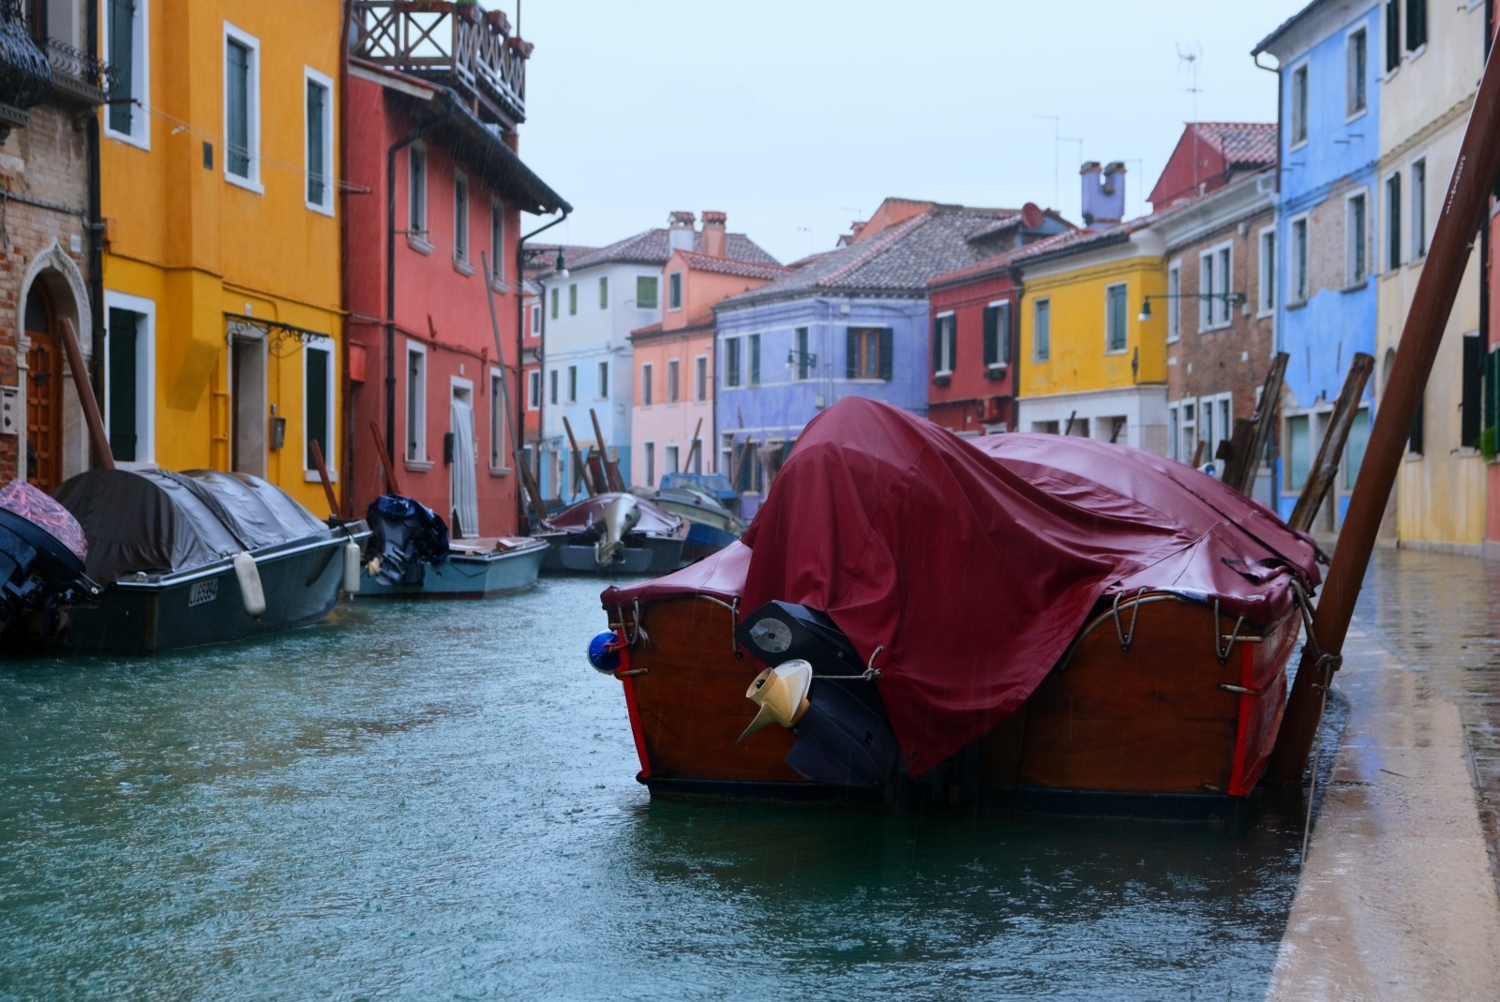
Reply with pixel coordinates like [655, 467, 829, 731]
[24, 282, 61, 491]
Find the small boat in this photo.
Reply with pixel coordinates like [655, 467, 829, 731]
[590, 398, 1320, 818]
[359, 493, 547, 598]
[536, 493, 686, 576]
[631, 485, 744, 563]
[0, 480, 99, 635]
[659, 471, 739, 511]
[15, 468, 368, 654]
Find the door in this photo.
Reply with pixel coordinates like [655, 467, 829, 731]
[449, 386, 478, 537]
[231, 335, 267, 477]
[24, 285, 61, 490]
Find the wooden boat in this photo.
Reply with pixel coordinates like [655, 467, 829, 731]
[631, 485, 744, 563]
[357, 493, 547, 599]
[10, 468, 368, 654]
[0, 479, 98, 634]
[592, 399, 1320, 817]
[535, 493, 686, 576]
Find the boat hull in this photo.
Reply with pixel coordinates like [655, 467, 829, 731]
[539, 532, 684, 576]
[34, 530, 367, 654]
[605, 591, 1300, 814]
[357, 539, 547, 599]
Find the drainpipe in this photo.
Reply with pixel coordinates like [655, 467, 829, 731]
[338, 0, 353, 517]
[1010, 269, 1023, 433]
[85, 0, 104, 413]
[384, 98, 452, 469]
[516, 209, 568, 508]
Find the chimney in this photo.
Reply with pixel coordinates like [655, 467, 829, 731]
[701, 211, 727, 258]
[1080, 161, 1126, 229]
[667, 211, 696, 252]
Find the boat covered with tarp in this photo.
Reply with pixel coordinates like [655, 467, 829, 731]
[15, 468, 367, 653]
[592, 397, 1321, 818]
[536, 492, 686, 576]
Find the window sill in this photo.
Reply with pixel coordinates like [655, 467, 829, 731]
[305, 200, 335, 218]
[983, 366, 1008, 381]
[1344, 107, 1369, 126]
[1256, 309, 1274, 320]
[454, 257, 476, 277]
[1104, 348, 1129, 356]
[1405, 452, 1424, 462]
[1285, 298, 1308, 311]
[1407, 255, 1427, 270]
[303, 470, 338, 483]
[932, 373, 952, 388]
[104, 124, 151, 151]
[1406, 43, 1427, 64]
[226, 172, 265, 196]
[404, 458, 434, 472]
[1197, 323, 1232, 335]
[1289, 138, 1309, 154]
[488, 466, 512, 477]
[407, 234, 433, 255]
[490, 277, 510, 295]
[1340, 278, 1370, 293]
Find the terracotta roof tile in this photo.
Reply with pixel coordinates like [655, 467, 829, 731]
[673, 250, 790, 281]
[558, 229, 780, 273]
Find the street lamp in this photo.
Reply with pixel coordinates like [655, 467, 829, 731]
[1138, 291, 1246, 322]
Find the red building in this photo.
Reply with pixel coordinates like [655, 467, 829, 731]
[343, 3, 568, 538]
[925, 205, 1070, 435]
[1146, 123, 1278, 212]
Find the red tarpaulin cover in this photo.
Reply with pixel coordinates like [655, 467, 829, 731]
[603, 398, 1319, 777]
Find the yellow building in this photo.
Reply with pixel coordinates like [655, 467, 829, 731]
[99, 0, 342, 513]
[1014, 222, 1169, 453]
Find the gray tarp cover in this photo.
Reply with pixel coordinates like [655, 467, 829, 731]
[54, 469, 327, 584]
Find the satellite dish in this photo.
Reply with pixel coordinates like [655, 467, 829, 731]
[1021, 202, 1045, 229]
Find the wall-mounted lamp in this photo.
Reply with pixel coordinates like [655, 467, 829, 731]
[1137, 291, 1247, 322]
[521, 246, 568, 278]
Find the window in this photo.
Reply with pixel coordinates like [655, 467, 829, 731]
[104, 294, 155, 464]
[1346, 27, 1367, 117]
[1258, 231, 1276, 316]
[1290, 216, 1309, 304]
[568, 284, 577, 316]
[932, 313, 956, 374]
[668, 359, 680, 402]
[690, 438, 703, 473]
[599, 276, 608, 309]
[453, 171, 470, 264]
[1034, 299, 1051, 361]
[665, 445, 680, 476]
[794, 327, 811, 380]
[224, 24, 261, 189]
[1347, 192, 1368, 285]
[1200, 393, 1232, 469]
[637, 276, 658, 309]
[1167, 402, 1180, 462]
[567, 364, 577, 403]
[694, 356, 707, 401]
[724, 336, 741, 387]
[1386, 173, 1402, 271]
[1411, 159, 1427, 259]
[846, 327, 893, 380]
[748, 333, 761, 385]
[409, 144, 428, 239]
[1180, 400, 1198, 465]
[549, 368, 557, 405]
[305, 69, 334, 213]
[1105, 283, 1127, 352]
[1290, 63, 1309, 147]
[550, 287, 558, 320]
[490, 369, 507, 468]
[1406, 0, 1427, 51]
[597, 361, 608, 399]
[105, 0, 148, 146]
[644, 442, 655, 487]
[1385, 0, 1401, 72]
[984, 303, 1010, 367]
[641, 362, 654, 406]
[1286, 414, 1312, 490]
[1199, 244, 1231, 329]
[490, 201, 505, 283]
[668, 272, 682, 310]
[1166, 263, 1181, 341]
[528, 370, 540, 410]
[1463, 331, 1484, 449]
[405, 344, 427, 461]
[305, 344, 333, 476]
[1344, 407, 1371, 490]
[530, 304, 540, 334]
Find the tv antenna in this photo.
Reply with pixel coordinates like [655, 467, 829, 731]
[1178, 42, 1204, 193]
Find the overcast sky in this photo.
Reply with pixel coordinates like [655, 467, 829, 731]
[508, 1, 1310, 264]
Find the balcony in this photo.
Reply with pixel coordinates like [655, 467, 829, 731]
[352, 1, 529, 128]
[45, 37, 107, 107]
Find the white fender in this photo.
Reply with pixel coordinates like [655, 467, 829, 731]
[343, 539, 361, 595]
[233, 551, 266, 617]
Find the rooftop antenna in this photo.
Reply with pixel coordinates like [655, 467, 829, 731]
[1032, 114, 1060, 210]
[1178, 42, 1203, 195]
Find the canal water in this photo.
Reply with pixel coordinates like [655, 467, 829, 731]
[1, 578, 1307, 1001]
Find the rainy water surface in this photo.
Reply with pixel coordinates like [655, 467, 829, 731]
[0, 579, 1305, 1000]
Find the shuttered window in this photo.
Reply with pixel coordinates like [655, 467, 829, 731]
[306, 75, 331, 210]
[1034, 299, 1050, 361]
[749, 334, 761, 385]
[1463, 332, 1484, 449]
[983, 303, 1010, 368]
[1106, 284, 1127, 353]
[305, 346, 330, 471]
[847, 327, 892, 380]
[107, 308, 139, 462]
[225, 31, 258, 183]
[107, 0, 137, 136]
[724, 337, 741, 387]
[932, 314, 955, 374]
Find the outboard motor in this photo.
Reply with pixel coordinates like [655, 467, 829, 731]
[364, 494, 450, 586]
[734, 600, 900, 791]
[0, 480, 98, 633]
[591, 494, 640, 567]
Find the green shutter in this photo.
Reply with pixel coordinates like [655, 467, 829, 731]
[1462, 333, 1484, 448]
[931, 318, 942, 373]
[306, 81, 326, 206]
[1485, 347, 1500, 435]
[998, 303, 1011, 364]
[107, 309, 138, 462]
[846, 329, 858, 379]
[1409, 394, 1425, 455]
[108, 0, 135, 134]
[878, 328, 894, 381]
[982, 307, 998, 367]
[306, 349, 329, 469]
[749, 334, 761, 385]
[226, 40, 251, 178]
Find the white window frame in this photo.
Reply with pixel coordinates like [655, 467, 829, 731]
[1167, 401, 1181, 462]
[793, 327, 811, 381]
[530, 303, 541, 335]
[1198, 241, 1233, 331]
[1257, 228, 1276, 317]
[644, 440, 656, 487]
[408, 142, 429, 244]
[724, 336, 741, 387]
[1345, 189, 1369, 287]
[596, 360, 608, 400]
[489, 366, 510, 473]
[566, 364, 577, 404]
[1166, 260, 1182, 342]
[640, 362, 653, 406]
[102, 290, 157, 468]
[405, 341, 428, 463]
[1288, 213, 1310, 305]
[490, 199, 506, 285]
[453, 170, 471, 267]
[988, 301, 1012, 367]
[1033, 297, 1051, 362]
[302, 340, 336, 482]
[1289, 61, 1309, 149]
[103, 0, 150, 149]
[223, 22, 262, 193]
[303, 67, 335, 215]
[667, 357, 681, 403]
[668, 272, 683, 311]
[1410, 157, 1427, 261]
[934, 310, 956, 375]
[528, 369, 541, 411]
[665, 444, 680, 477]
[1104, 282, 1128, 354]
[694, 355, 708, 401]
[1180, 399, 1198, 465]
[1199, 391, 1233, 471]
[1384, 170, 1402, 272]
[1345, 25, 1368, 121]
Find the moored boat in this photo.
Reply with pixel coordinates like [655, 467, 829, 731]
[536, 493, 686, 576]
[0, 480, 99, 635]
[631, 485, 744, 563]
[12, 468, 368, 654]
[591, 398, 1320, 818]
[359, 493, 547, 598]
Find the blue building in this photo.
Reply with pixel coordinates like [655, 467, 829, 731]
[1253, 1, 1382, 527]
[712, 198, 1067, 510]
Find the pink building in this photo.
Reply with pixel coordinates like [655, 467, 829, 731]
[629, 213, 785, 487]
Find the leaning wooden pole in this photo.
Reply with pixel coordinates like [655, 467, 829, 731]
[684, 416, 704, 471]
[1287, 352, 1374, 533]
[59, 318, 113, 471]
[561, 415, 595, 498]
[1224, 352, 1288, 495]
[1268, 47, 1500, 785]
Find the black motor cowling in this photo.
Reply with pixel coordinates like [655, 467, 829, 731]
[0, 480, 98, 632]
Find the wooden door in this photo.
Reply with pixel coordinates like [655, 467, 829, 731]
[24, 286, 61, 491]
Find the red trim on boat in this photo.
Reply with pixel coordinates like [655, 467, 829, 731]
[1229, 638, 1255, 797]
[615, 629, 652, 779]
